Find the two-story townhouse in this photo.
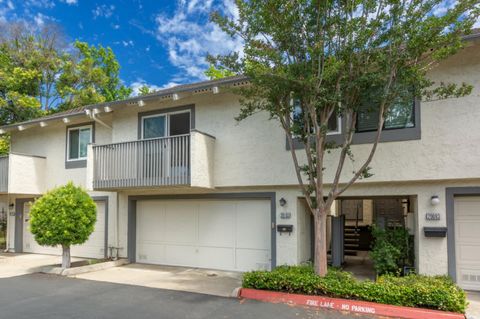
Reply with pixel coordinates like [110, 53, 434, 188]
[1, 33, 479, 291]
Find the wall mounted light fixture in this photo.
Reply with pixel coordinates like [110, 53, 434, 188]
[279, 197, 287, 207]
[430, 195, 440, 206]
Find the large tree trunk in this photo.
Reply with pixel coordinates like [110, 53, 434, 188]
[61, 245, 71, 269]
[313, 208, 328, 276]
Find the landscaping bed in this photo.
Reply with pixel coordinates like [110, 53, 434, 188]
[242, 265, 467, 314]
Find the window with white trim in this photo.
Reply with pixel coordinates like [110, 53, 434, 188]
[67, 125, 92, 161]
[141, 110, 191, 139]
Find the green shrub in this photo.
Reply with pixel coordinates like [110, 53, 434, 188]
[30, 182, 97, 268]
[242, 266, 467, 313]
[370, 226, 413, 275]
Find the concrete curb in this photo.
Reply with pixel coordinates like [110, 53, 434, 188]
[230, 287, 242, 298]
[41, 259, 129, 276]
[239, 288, 465, 319]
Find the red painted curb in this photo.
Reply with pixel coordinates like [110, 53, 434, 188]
[239, 288, 465, 319]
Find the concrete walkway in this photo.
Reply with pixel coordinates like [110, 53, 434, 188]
[73, 263, 242, 297]
[0, 253, 82, 278]
[467, 291, 480, 319]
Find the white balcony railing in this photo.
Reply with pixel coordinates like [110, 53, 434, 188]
[92, 134, 191, 189]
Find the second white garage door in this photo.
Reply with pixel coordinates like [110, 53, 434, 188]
[136, 199, 272, 271]
[455, 196, 480, 291]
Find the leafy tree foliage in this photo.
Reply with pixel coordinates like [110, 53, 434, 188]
[56, 41, 132, 110]
[210, 0, 480, 275]
[204, 64, 236, 80]
[29, 182, 97, 268]
[0, 22, 132, 153]
[138, 85, 157, 96]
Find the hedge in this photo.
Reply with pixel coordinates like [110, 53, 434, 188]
[242, 265, 467, 313]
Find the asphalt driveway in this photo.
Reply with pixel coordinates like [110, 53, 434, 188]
[0, 274, 380, 319]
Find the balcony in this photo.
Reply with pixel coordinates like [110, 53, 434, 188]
[89, 130, 215, 190]
[0, 153, 47, 194]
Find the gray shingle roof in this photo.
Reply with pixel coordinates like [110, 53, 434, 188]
[0, 75, 249, 131]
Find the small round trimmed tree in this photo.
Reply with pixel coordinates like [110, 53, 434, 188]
[30, 182, 97, 268]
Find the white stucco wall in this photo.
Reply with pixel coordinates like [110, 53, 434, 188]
[190, 130, 215, 188]
[99, 41, 480, 188]
[8, 153, 46, 195]
[10, 114, 113, 191]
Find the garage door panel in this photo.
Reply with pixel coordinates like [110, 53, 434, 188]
[137, 201, 165, 243]
[458, 267, 480, 291]
[456, 221, 480, 240]
[198, 247, 234, 270]
[165, 202, 197, 243]
[137, 243, 166, 264]
[165, 244, 198, 266]
[70, 201, 106, 259]
[457, 244, 480, 263]
[455, 198, 480, 218]
[198, 202, 235, 247]
[236, 249, 270, 271]
[455, 196, 480, 291]
[236, 201, 270, 250]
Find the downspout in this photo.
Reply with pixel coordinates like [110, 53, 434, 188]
[85, 109, 112, 129]
[85, 109, 119, 259]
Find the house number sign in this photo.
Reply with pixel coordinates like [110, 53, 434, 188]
[425, 212, 441, 221]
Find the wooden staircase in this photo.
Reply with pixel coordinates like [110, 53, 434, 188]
[344, 225, 361, 256]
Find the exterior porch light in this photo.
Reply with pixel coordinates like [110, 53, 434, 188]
[104, 105, 112, 113]
[39, 121, 48, 127]
[279, 197, 287, 207]
[62, 117, 71, 123]
[18, 125, 26, 131]
[430, 195, 440, 206]
[212, 86, 220, 94]
[138, 100, 145, 107]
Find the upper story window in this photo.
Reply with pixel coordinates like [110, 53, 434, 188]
[357, 95, 415, 132]
[292, 100, 342, 136]
[67, 125, 92, 161]
[141, 110, 191, 139]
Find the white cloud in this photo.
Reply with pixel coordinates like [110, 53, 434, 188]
[0, 0, 15, 24]
[25, 0, 55, 8]
[122, 40, 134, 47]
[92, 4, 115, 19]
[432, 0, 458, 16]
[154, 0, 243, 80]
[130, 79, 164, 96]
[62, 0, 78, 4]
[33, 12, 50, 27]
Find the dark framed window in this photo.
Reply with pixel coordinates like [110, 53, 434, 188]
[357, 96, 415, 133]
[292, 100, 341, 136]
[67, 125, 92, 161]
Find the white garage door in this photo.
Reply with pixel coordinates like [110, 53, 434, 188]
[455, 196, 480, 291]
[136, 199, 271, 271]
[23, 200, 106, 259]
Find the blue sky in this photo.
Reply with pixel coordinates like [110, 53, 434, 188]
[0, 0, 242, 94]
